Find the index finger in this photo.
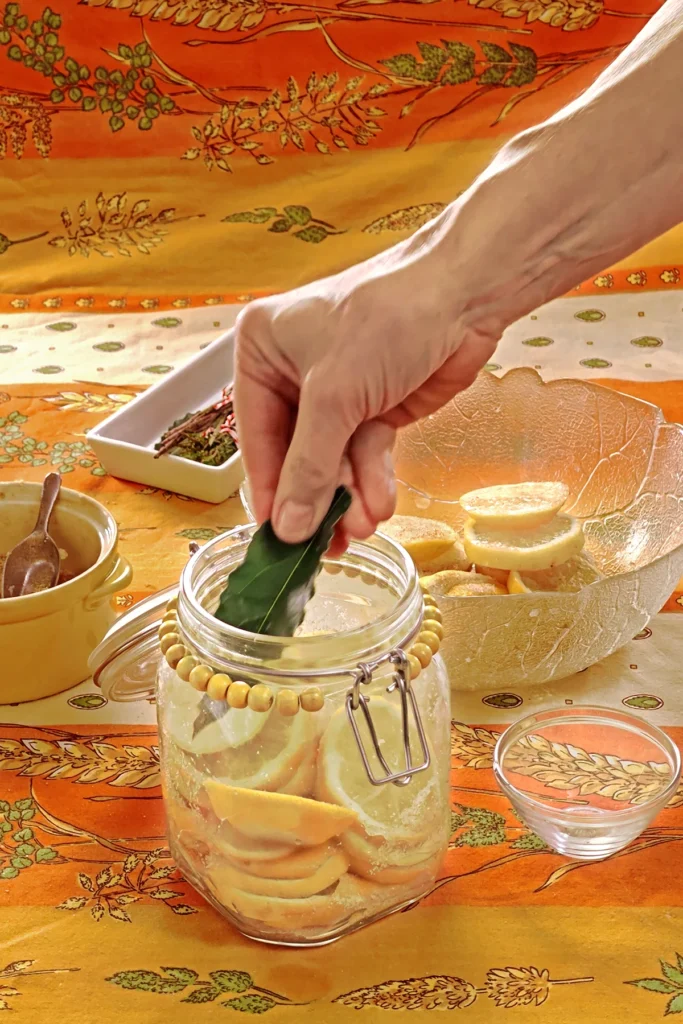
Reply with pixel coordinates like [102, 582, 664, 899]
[234, 366, 294, 526]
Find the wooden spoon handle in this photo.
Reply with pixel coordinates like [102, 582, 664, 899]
[34, 472, 61, 534]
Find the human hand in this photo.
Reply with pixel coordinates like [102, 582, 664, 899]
[234, 214, 500, 545]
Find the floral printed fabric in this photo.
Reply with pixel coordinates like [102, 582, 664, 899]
[1, 0, 682, 313]
[3, 2, 683, 1016]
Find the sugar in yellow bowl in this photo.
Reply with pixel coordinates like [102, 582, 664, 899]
[0, 481, 132, 703]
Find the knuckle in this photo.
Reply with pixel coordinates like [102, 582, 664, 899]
[235, 300, 273, 346]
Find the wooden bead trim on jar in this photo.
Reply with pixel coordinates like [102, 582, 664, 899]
[158, 587, 442, 710]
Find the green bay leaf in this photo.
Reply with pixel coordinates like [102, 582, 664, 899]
[215, 486, 351, 636]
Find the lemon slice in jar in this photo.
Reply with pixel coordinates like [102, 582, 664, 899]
[166, 684, 273, 756]
[216, 873, 382, 932]
[463, 515, 584, 572]
[209, 849, 349, 900]
[214, 821, 297, 863]
[220, 840, 339, 879]
[317, 699, 437, 843]
[204, 782, 359, 845]
[459, 481, 569, 529]
[211, 712, 320, 792]
[342, 829, 443, 885]
[168, 700, 320, 793]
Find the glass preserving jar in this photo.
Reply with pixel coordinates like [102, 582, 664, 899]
[91, 526, 451, 947]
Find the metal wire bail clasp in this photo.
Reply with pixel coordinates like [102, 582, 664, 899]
[345, 649, 431, 788]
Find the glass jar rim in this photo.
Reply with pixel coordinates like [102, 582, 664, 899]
[493, 704, 682, 822]
[176, 524, 423, 680]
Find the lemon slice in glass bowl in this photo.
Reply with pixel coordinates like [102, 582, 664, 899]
[463, 515, 584, 572]
[379, 515, 458, 562]
[459, 481, 569, 529]
[317, 698, 441, 843]
[507, 553, 603, 594]
[420, 569, 507, 597]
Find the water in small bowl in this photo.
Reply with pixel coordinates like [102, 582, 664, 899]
[493, 706, 681, 861]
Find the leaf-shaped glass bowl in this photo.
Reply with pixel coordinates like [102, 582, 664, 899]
[392, 369, 683, 691]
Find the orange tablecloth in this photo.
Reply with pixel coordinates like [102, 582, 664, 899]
[3, 0, 683, 1016]
[0, 310, 682, 1023]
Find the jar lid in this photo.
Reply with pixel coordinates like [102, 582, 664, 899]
[88, 585, 176, 701]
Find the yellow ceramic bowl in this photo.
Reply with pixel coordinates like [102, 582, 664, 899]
[392, 369, 683, 690]
[0, 481, 132, 703]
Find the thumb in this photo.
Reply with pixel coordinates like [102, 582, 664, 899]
[272, 373, 357, 543]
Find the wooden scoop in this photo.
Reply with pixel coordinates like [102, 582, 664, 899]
[2, 473, 62, 599]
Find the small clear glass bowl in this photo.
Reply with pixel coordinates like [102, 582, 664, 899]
[493, 705, 681, 861]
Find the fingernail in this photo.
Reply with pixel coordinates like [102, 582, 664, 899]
[275, 500, 315, 542]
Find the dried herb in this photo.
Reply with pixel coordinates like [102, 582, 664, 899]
[154, 388, 238, 466]
[215, 487, 352, 636]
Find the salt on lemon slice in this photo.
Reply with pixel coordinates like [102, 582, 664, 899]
[209, 850, 348, 900]
[447, 580, 508, 597]
[420, 569, 504, 597]
[204, 782, 359, 846]
[507, 553, 602, 595]
[412, 540, 470, 574]
[342, 829, 442, 886]
[463, 515, 584, 572]
[317, 699, 437, 843]
[379, 515, 458, 563]
[459, 482, 569, 529]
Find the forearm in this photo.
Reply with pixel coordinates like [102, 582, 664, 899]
[426, 0, 683, 331]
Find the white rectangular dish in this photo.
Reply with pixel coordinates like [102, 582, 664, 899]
[87, 329, 243, 504]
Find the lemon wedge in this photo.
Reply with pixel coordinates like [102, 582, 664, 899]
[463, 515, 584, 572]
[204, 782, 359, 846]
[508, 554, 602, 594]
[208, 850, 349, 900]
[317, 699, 439, 842]
[379, 515, 458, 563]
[459, 482, 569, 529]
